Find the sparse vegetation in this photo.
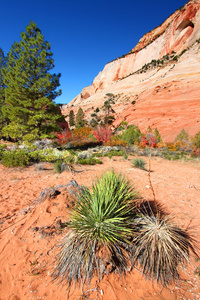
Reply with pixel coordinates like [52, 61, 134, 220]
[52, 170, 198, 290]
[132, 158, 146, 170]
[78, 157, 102, 165]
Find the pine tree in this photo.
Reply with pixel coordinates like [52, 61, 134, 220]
[0, 48, 7, 135]
[102, 93, 115, 125]
[2, 21, 64, 142]
[75, 107, 87, 128]
[69, 109, 75, 127]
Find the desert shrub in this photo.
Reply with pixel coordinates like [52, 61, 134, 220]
[56, 129, 72, 146]
[54, 160, 64, 173]
[104, 150, 126, 158]
[131, 214, 197, 285]
[77, 151, 92, 160]
[72, 126, 92, 139]
[2, 149, 30, 167]
[192, 147, 200, 157]
[132, 158, 146, 170]
[121, 125, 141, 145]
[163, 151, 188, 161]
[92, 124, 112, 144]
[0, 144, 7, 151]
[140, 133, 158, 148]
[0, 144, 7, 159]
[32, 139, 53, 149]
[78, 157, 102, 165]
[165, 142, 180, 152]
[53, 171, 138, 287]
[105, 135, 128, 147]
[193, 131, 200, 148]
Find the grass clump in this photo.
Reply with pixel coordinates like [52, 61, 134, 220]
[131, 213, 197, 285]
[52, 171, 138, 287]
[132, 158, 146, 170]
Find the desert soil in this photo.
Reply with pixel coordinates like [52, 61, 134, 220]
[0, 155, 200, 300]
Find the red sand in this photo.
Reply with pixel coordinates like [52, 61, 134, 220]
[0, 155, 200, 300]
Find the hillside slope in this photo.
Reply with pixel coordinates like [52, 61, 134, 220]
[63, 0, 200, 142]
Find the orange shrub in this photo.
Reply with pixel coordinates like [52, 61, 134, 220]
[72, 127, 92, 139]
[105, 136, 128, 147]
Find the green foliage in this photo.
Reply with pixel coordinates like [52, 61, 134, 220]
[193, 131, 200, 148]
[174, 129, 190, 143]
[163, 151, 188, 161]
[154, 127, 162, 143]
[75, 107, 87, 128]
[2, 21, 64, 141]
[53, 160, 63, 173]
[0, 48, 7, 135]
[69, 110, 75, 127]
[53, 171, 138, 287]
[78, 157, 102, 165]
[132, 158, 146, 170]
[2, 149, 30, 167]
[0, 143, 7, 159]
[102, 93, 115, 125]
[121, 125, 141, 144]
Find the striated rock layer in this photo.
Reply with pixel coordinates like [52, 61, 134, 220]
[63, 0, 200, 142]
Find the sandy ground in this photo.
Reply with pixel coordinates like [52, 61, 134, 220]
[0, 155, 200, 300]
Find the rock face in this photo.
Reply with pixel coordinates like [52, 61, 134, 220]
[63, 0, 200, 142]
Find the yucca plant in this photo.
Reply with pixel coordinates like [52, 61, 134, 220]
[130, 213, 197, 286]
[53, 171, 138, 287]
[53, 160, 63, 173]
[132, 158, 146, 170]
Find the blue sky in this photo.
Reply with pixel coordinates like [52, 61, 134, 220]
[0, 0, 187, 104]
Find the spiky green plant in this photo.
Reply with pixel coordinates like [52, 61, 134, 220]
[53, 171, 138, 287]
[53, 160, 63, 173]
[132, 158, 146, 170]
[131, 214, 197, 286]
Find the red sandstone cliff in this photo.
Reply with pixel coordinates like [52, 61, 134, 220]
[63, 0, 200, 142]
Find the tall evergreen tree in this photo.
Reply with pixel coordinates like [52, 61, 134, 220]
[75, 107, 87, 128]
[69, 109, 75, 127]
[0, 48, 7, 135]
[2, 21, 64, 141]
[102, 93, 115, 125]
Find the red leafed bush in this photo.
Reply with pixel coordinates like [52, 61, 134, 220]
[140, 133, 158, 148]
[92, 125, 112, 144]
[56, 129, 72, 146]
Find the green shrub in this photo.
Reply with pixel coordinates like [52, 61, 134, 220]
[78, 157, 102, 165]
[193, 131, 200, 148]
[54, 160, 63, 173]
[53, 171, 138, 287]
[121, 125, 141, 144]
[105, 150, 125, 158]
[0, 144, 7, 159]
[2, 149, 30, 167]
[132, 158, 146, 170]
